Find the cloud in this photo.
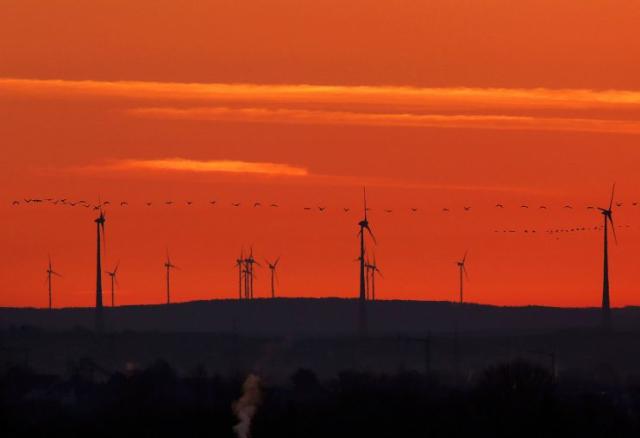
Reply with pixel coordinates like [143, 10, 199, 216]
[4, 77, 640, 134]
[73, 157, 539, 193]
[2, 77, 640, 111]
[96, 158, 309, 176]
[126, 106, 640, 135]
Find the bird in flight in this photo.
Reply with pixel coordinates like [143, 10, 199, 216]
[495, 203, 504, 208]
[232, 202, 241, 207]
[539, 205, 547, 209]
[520, 205, 529, 209]
[165, 201, 174, 205]
[343, 207, 350, 212]
[270, 203, 279, 208]
[11, 200, 19, 205]
[253, 202, 262, 208]
[304, 207, 312, 211]
[384, 209, 393, 213]
[410, 208, 418, 212]
[318, 206, 326, 212]
[464, 206, 471, 211]
[146, 202, 152, 206]
[563, 204, 573, 209]
[103, 201, 111, 205]
[616, 202, 623, 207]
[209, 200, 217, 205]
[120, 201, 128, 207]
[442, 208, 450, 212]
[186, 201, 193, 206]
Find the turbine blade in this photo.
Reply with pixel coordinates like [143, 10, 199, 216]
[463, 266, 470, 280]
[363, 186, 367, 220]
[609, 183, 616, 211]
[98, 218, 106, 255]
[609, 216, 618, 244]
[365, 225, 377, 244]
[462, 250, 468, 264]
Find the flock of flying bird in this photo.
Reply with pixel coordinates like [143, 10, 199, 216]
[15, 196, 637, 239]
[13, 197, 640, 212]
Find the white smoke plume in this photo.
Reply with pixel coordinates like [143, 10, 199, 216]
[232, 374, 262, 438]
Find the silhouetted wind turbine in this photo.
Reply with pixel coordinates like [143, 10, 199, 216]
[598, 184, 617, 331]
[236, 249, 244, 300]
[358, 188, 376, 302]
[106, 262, 119, 307]
[367, 254, 382, 301]
[245, 248, 260, 299]
[266, 257, 280, 298]
[457, 251, 469, 304]
[164, 250, 179, 304]
[46, 255, 61, 310]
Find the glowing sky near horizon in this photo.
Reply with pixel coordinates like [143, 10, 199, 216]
[1, 0, 640, 308]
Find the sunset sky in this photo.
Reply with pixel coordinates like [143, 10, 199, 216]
[2, 1, 639, 308]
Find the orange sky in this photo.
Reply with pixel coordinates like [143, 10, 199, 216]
[1, 1, 639, 308]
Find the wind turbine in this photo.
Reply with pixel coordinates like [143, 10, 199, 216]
[266, 257, 280, 298]
[358, 188, 376, 301]
[164, 250, 179, 304]
[457, 251, 469, 304]
[598, 184, 617, 331]
[105, 262, 119, 307]
[236, 249, 245, 299]
[94, 207, 106, 310]
[364, 257, 371, 300]
[46, 255, 61, 310]
[367, 254, 382, 301]
[244, 248, 260, 299]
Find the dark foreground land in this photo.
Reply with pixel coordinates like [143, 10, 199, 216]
[3, 299, 640, 436]
[3, 359, 640, 437]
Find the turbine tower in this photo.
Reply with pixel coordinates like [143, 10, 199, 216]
[46, 255, 61, 310]
[164, 250, 179, 304]
[266, 257, 280, 298]
[95, 208, 106, 310]
[457, 251, 469, 304]
[598, 184, 617, 331]
[106, 262, 119, 307]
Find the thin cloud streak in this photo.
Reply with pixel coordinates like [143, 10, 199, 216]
[127, 106, 640, 135]
[94, 158, 309, 177]
[76, 159, 543, 194]
[3, 78, 640, 111]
